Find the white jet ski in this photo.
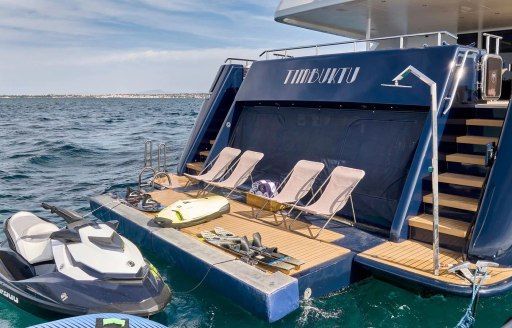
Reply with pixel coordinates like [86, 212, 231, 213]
[0, 203, 171, 317]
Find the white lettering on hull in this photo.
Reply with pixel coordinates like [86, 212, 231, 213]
[0, 287, 19, 304]
[284, 67, 360, 85]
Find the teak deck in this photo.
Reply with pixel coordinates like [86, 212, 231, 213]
[149, 175, 512, 285]
[148, 188, 349, 275]
[359, 240, 512, 286]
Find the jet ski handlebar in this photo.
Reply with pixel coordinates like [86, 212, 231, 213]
[41, 202, 84, 224]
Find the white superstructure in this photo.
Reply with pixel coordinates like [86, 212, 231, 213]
[276, 0, 512, 42]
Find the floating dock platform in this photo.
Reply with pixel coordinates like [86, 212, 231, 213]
[90, 194, 348, 322]
[90, 178, 382, 322]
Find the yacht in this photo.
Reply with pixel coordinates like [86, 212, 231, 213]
[90, 0, 512, 322]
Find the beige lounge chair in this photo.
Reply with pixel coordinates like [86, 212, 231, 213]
[287, 166, 365, 239]
[184, 147, 241, 187]
[199, 150, 264, 197]
[252, 160, 325, 225]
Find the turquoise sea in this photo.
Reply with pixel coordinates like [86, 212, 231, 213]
[0, 97, 510, 327]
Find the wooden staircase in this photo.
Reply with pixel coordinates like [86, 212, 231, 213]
[408, 101, 508, 251]
[185, 139, 216, 174]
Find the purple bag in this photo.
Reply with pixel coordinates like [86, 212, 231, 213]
[250, 180, 278, 198]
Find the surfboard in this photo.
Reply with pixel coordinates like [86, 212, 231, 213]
[154, 195, 230, 228]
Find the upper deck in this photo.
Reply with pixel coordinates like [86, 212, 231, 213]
[275, 0, 512, 39]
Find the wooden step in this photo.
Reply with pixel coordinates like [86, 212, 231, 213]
[186, 162, 204, 172]
[199, 150, 210, 157]
[438, 173, 484, 188]
[466, 119, 504, 127]
[209, 139, 215, 145]
[448, 118, 504, 127]
[409, 214, 470, 238]
[454, 135, 498, 145]
[475, 101, 509, 109]
[423, 193, 478, 212]
[444, 153, 485, 165]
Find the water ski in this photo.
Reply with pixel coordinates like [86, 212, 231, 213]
[154, 195, 230, 228]
[213, 227, 304, 270]
[200, 231, 295, 273]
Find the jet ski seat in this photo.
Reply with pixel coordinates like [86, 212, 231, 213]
[5, 211, 59, 264]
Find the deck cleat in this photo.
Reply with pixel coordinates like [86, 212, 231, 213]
[448, 261, 474, 282]
[475, 260, 499, 279]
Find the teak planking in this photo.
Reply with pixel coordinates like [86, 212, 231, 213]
[444, 153, 485, 165]
[438, 173, 484, 188]
[408, 214, 469, 238]
[147, 188, 348, 275]
[423, 193, 478, 212]
[359, 240, 512, 286]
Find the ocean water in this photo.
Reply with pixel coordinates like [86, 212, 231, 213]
[0, 97, 510, 328]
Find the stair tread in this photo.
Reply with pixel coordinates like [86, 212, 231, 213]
[466, 119, 504, 127]
[186, 162, 204, 172]
[453, 135, 498, 145]
[423, 192, 478, 212]
[209, 139, 215, 145]
[409, 214, 470, 238]
[444, 153, 485, 165]
[438, 173, 484, 188]
[475, 101, 509, 109]
[199, 150, 210, 157]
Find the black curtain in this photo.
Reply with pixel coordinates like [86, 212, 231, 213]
[231, 105, 426, 230]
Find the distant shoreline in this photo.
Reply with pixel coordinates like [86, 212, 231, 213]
[0, 93, 209, 99]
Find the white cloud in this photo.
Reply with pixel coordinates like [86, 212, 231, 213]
[0, 47, 262, 94]
[0, 1, 343, 94]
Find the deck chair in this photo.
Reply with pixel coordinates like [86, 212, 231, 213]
[252, 160, 325, 225]
[199, 150, 264, 198]
[184, 147, 241, 188]
[287, 166, 365, 239]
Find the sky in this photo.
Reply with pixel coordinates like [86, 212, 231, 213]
[0, 1, 344, 95]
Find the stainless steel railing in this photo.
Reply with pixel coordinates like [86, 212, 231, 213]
[224, 58, 256, 67]
[260, 31, 458, 59]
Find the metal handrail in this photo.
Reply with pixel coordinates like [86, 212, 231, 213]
[224, 58, 256, 66]
[138, 140, 156, 191]
[483, 33, 503, 55]
[442, 49, 480, 115]
[152, 143, 172, 189]
[260, 31, 458, 59]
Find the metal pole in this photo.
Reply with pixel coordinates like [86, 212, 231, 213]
[366, 15, 371, 51]
[431, 83, 440, 276]
[384, 65, 440, 275]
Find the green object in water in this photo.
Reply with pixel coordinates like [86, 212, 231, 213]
[97, 318, 128, 328]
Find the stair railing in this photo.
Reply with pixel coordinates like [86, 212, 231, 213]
[442, 49, 480, 115]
